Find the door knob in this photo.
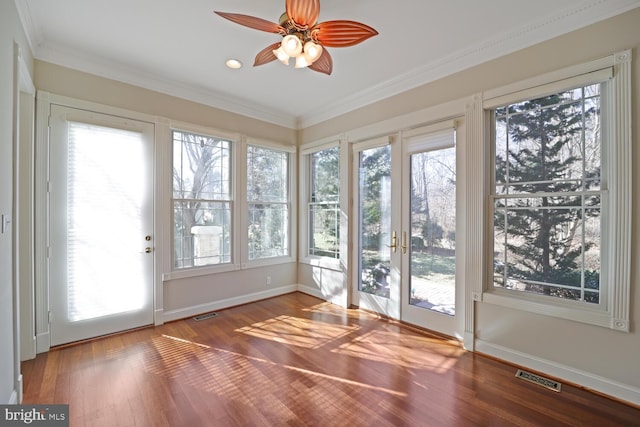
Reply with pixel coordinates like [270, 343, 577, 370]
[386, 231, 398, 252]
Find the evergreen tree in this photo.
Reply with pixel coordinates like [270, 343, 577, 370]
[494, 87, 600, 301]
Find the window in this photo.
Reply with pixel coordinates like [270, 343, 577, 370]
[308, 146, 340, 258]
[481, 50, 631, 330]
[172, 130, 232, 268]
[247, 145, 290, 260]
[492, 84, 602, 304]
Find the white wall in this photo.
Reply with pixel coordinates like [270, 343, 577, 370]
[34, 60, 300, 332]
[1, 0, 33, 404]
[23, 4, 640, 406]
[301, 9, 640, 405]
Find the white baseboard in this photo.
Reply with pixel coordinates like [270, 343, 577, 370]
[8, 389, 18, 405]
[17, 374, 23, 404]
[297, 284, 325, 300]
[162, 285, 297, 323]
[36, 332, 49, 354]
[463, 331, 475, 351]
[475, 339, 640, 407]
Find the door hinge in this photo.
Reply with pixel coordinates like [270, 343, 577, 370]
[48, 311, 52, 324]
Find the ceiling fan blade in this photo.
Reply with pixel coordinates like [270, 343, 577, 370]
[215, 12, 284, 34]
[254, 42, 282, 67]
[313, 20, 378, 47]
[309, 48, 333, 75]
[286, 0, 320, 26]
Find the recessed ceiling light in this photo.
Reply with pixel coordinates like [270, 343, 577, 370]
[225, 59, 242, 69]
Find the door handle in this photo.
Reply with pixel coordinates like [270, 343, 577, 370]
[145, 247, 153, 253]
[401, 232, 408, 254]
[386, 231, 397, 252]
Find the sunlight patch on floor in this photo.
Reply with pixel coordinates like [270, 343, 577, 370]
[145, 334, 407, 408]
[332, 329, 462, 373]
[235, 315, 359, 349]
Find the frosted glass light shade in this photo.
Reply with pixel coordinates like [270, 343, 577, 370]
[294, 55, 310, 68]
[282, 35, 303, 57]
[303, 41, 323, 63]
[273, 46, 290, 65]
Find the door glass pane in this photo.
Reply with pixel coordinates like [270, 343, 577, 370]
[358, 145, 391, 298]
[409, 146, 456, 315]
[67, 122, 148, 321]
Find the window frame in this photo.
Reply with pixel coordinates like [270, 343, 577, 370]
[169, 125, 239, 276]
[299, 140, 344, 271]
[165, 123, 240, 280]
[243, 137, 297, 268]
[479, 51, 632, 331]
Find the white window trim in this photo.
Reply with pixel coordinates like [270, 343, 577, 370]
[163, 122, 241, 281]
[478, 50, 632, 331]
[299, 139, 343, 271]
[243, 137, 297, 267]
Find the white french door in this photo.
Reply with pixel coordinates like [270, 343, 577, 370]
[352, 136, 402, 319]
[400, 122, 460, 336]
[49, 105, 154, 346]
[353, 122, 462, 337]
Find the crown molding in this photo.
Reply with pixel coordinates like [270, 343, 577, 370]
[34, 41, 298, 129]
[14, 0, 40, 53]
[297, 0, 640, 129]
[17, 0, 640, 130]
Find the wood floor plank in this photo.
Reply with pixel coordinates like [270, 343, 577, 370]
[21, 292, 640, 426]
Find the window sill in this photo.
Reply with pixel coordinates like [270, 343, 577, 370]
[480, 289, 628, 332]
[244, 256, 297, 269]
[163, 256, 296, 281]
[299, 256, 342, 271]
[163, 263, 239, 281]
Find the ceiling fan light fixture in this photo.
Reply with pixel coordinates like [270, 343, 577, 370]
[294, 54, 310, 68]
[273, 46, 291, 65]
[281, 34, 303, 57]
[214, 0, 379, 75]
[303, 41, 322, 63]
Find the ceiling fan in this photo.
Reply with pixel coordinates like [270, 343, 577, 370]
[215, 0, 378, 75]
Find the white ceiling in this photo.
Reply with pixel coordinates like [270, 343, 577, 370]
[16, 0, 640, 129]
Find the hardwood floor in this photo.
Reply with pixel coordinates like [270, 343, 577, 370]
[22, 292, 639, 426]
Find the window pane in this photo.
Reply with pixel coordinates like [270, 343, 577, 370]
[311, 147, 340, 202]
[309, 147, 340, 258]
[492, 84, 602, 304]
[309, 203, 339, 257]
[409, 146, 456, 316]
[247, 145, 288, 203]
[248, 203, 289, 260]
[173, 201, 231, 268]
[173, 131, 231, 200]
[358, 145, 392, 298]
[172, 130, 233, 269]
[247, 145, 290, 260]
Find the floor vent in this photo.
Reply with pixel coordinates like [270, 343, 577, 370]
[193, 312, 218, 321]
[515, 369, 562, 392]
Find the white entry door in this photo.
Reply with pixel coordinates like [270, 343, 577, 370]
[49, 105, 154, 346]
